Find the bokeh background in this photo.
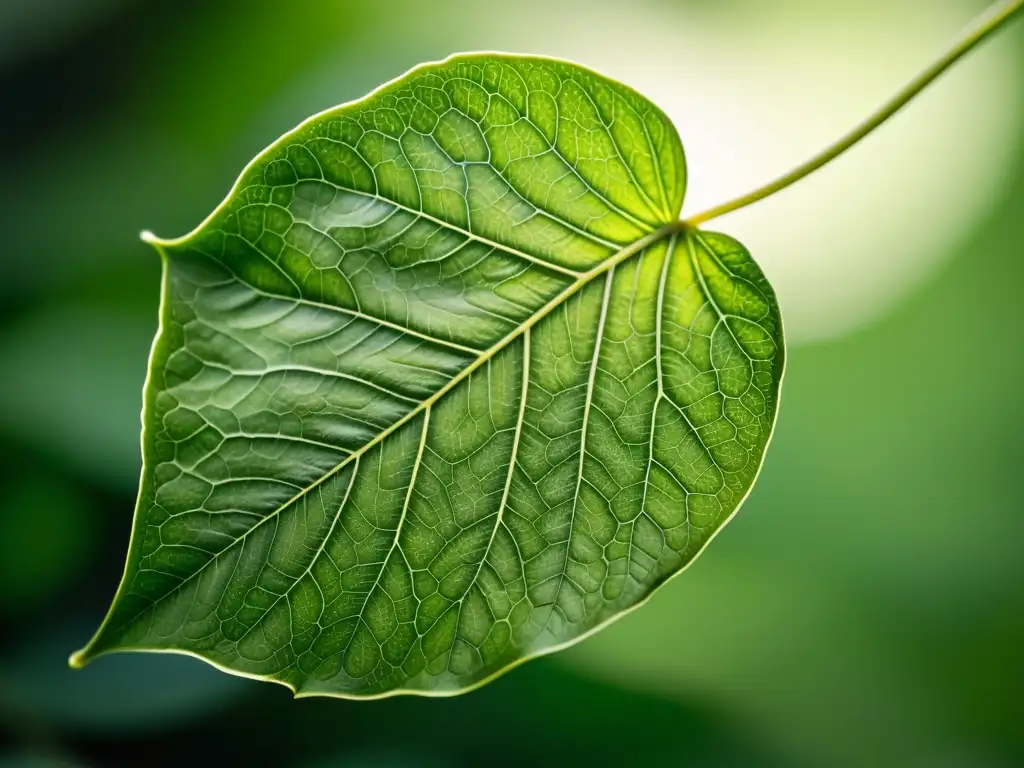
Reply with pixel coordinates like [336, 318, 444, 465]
[1, 0, 1023, 765]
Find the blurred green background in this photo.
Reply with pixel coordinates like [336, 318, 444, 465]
[1, 1, 1022, 766]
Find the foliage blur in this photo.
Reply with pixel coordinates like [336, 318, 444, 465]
[1, 1, 1022, 765]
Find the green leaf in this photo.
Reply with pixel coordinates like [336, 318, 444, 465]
[71, 53, 784, 698]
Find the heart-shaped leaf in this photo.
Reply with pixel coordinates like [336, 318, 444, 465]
[72, 54, 784, 698]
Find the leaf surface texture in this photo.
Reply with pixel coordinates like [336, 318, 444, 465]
[74, 54, 784, 697]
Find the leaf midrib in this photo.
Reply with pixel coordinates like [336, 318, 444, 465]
[127, 219, 688, 635]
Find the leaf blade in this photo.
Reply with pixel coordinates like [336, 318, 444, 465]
[72, 53, 783, 699]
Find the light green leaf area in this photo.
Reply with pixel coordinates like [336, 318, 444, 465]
[72, 54, 784, 698]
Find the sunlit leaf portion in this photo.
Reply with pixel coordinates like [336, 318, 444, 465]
[72, 54, 783, 697]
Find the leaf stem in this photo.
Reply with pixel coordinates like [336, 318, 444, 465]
[684, 0, 1024, 227]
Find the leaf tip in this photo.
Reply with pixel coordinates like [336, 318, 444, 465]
[140, 230, 175, 261]
[67, 648, 91, 670]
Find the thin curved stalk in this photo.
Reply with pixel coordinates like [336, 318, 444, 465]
[685, 0, 1024, 227]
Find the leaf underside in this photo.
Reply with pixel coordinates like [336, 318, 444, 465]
[73, 53, 784, 698]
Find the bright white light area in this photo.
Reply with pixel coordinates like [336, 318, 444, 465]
[466, 0, 1023, 343]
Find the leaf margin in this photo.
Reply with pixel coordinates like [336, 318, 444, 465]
[69, 51, 786, 700]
